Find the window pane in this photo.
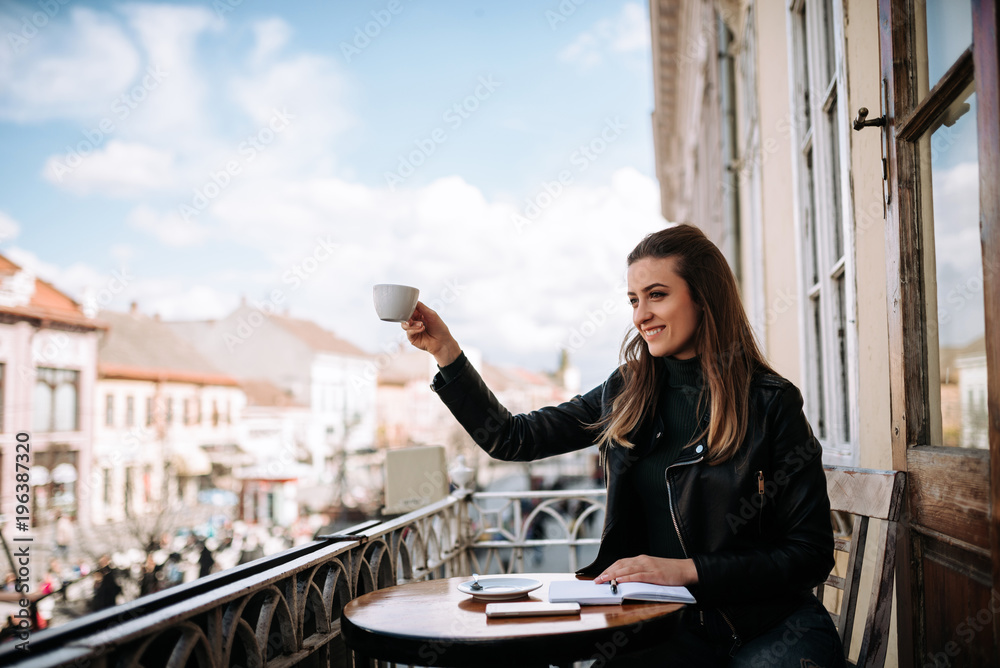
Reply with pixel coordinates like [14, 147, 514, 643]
[827, 100, 843, 259]
[54, 372, 79, 432]
[924, 0, 972, 89]
[811, 296, 827, 440]
[793, 5, 811, 127]
[820, 0, 836, 84]
[806, 149, 819, 286]
[33, 378, 53, 431]
[836, 275, 850, 443]
[928, 90, 984, 448]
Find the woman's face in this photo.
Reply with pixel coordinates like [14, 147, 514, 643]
[627, 255, 701, 359]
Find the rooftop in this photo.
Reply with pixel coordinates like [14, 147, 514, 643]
[98, 309, 239, 386]
[0, 253, 105, 330]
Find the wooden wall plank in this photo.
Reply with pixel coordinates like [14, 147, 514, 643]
[906, 447, 990, 551]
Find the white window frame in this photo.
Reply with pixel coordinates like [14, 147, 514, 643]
[786, 0, 859, 465]
[735, 4, 768, 339]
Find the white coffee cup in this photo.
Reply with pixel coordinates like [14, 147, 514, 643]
[373, 284, 419, 322]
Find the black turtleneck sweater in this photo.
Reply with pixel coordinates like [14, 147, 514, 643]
[629, 355, 705, 559]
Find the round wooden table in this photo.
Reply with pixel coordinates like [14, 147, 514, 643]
[341, 572, 685, 667]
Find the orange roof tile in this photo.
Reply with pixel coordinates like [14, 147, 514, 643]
[98, 362, 240, 387]
[0, 253, 105, 330]
[98, 310, 238, 386]
[241, 378, 307, 407]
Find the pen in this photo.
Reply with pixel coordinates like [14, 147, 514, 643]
[610, 579, 618, 594]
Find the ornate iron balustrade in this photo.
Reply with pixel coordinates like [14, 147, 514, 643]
[467, 488, 607, 574]
[1, 487, 608, 668]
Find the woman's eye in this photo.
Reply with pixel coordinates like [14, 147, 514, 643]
[649, 291, 666, 299]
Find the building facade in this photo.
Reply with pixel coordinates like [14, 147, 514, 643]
[169, 305, 377, 501]
[0, 254, 103, 532]
[92, 308, 246, 531]
[650, 0, 999, 663]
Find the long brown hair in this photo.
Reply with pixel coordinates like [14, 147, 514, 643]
[595, 224, 775, 464]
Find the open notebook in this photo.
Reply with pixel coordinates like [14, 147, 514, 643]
[548, 579, 696, 606]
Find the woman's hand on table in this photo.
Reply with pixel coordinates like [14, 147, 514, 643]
[594, 556, 699, 587]
[402, 301, 462, 367]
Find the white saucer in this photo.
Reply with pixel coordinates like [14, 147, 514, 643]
[457, 576, 543, 601]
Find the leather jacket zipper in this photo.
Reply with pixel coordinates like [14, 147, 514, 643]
[665, 448, 742, 655]
[664, 453, 702, 556]
[757, 469, 765, 535]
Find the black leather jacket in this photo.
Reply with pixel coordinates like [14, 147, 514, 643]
[431, 355, 835, 645]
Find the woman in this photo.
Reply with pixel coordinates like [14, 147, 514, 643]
[402, 224, 844, 667]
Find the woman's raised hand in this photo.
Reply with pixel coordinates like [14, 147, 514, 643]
[401, 301, 462, 367]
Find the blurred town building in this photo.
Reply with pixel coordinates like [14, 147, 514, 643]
[168, 302, 377, 513]
[0, 253, 103, 527]
[92, 306, 246, 528]
[375, 347, 589, 488]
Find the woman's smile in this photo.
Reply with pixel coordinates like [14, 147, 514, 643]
[627, 256, 701, 359]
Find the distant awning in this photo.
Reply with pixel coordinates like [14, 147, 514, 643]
[234, 460, 311, 482]
[172, 448, 213, 477]
[52, 463, 78, 483]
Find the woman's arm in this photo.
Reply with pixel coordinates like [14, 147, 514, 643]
[403, 302, 611, 462]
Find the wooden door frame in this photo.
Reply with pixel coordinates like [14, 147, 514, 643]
[880, 0, 1000, 664]
[973, 0, 1000, 650]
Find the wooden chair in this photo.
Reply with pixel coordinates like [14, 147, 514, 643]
[819, 466, 906, 668]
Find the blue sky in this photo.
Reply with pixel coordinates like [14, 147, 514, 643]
[0, 0, 667, 388]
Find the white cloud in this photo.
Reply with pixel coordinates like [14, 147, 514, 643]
[229, 54, 355, 177]
[0, 211, 22, 243]
[558, 2, 650, 69]
[0, 7, 140, 122]
[15, 166, 661, 387]
[250, 18, 292, 66]
[127, 204, 211, 247]
[191, 167, 665, 386]
[117, 3, 218, 144]
[110, 243, 136, 263]
[43, 140, 178, 197]
[609, 3, 649, 53]
[132, 280, 237, 321]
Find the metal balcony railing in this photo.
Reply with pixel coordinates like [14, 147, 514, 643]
[0, 487, 608, 668]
